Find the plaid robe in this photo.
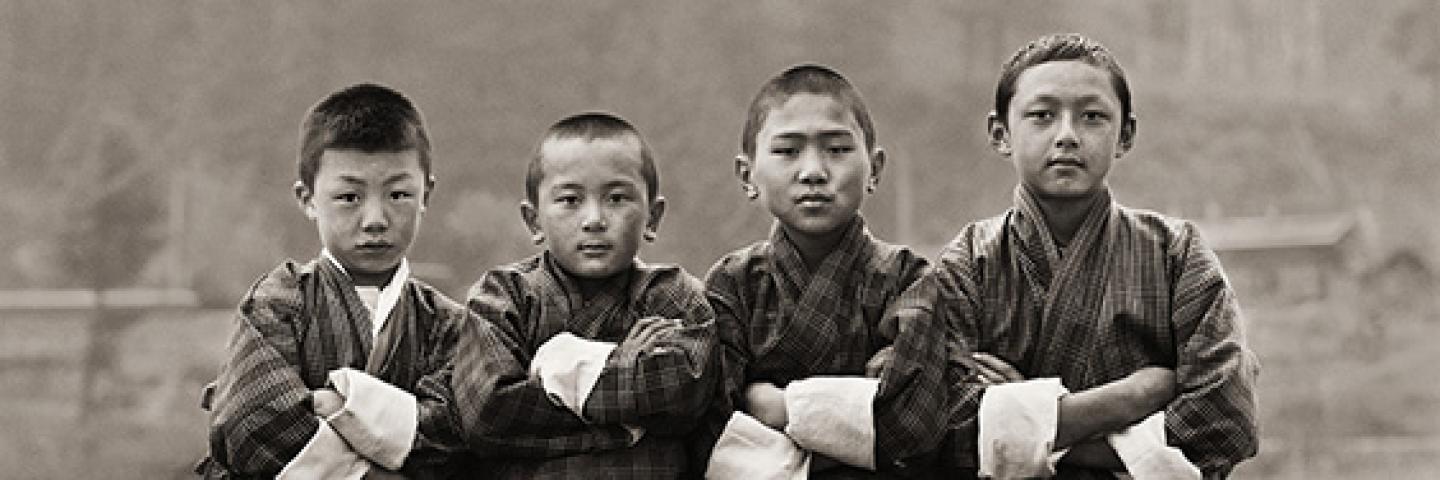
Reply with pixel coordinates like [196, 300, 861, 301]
[699, 216, 946, 477]
[202, 258, 470, 479]
[451, 252, 718, 479]
[932, 188, 1259, 479]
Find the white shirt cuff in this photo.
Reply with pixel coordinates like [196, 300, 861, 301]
[1107, 411, 1200, 480]
[782, 376, 879, 470]
[530, 332, 617, 418]
[325, 368, 419, 470]
[278, 420, 370, 480]
[978, 378, 1069, 479]
[705, 411, 810, 480]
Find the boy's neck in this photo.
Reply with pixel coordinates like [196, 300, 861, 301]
[1033, 190, 1104, 248]
[573, 267, 632, 301]
[350, 267, 398, 288]
[781, 216, 855, 271]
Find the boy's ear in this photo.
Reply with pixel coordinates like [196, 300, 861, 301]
[422, 175, 436, 209]
[293, 180, 317, 220]
[1116, 113, 1138, 158]
[867, 147, 887, 194]
[519, 200, 543, 244]
[987, 111, 1012, 157]
[734, 154, 758, 200]
[643, 195, 666, 242]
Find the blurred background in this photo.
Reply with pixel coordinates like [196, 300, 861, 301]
[0, 1, 1436, 478]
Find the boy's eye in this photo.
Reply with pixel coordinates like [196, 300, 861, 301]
[826, 145, 856, 155]
[1082, 111, 1110, 122]
[769, 146, 799, 156]
[555, 194, 580, 205]
[607, 192, 632, 203]
[333, 193, 359, 203]
[1024, 110, 1054, 121]
[390, 190, 414, 200]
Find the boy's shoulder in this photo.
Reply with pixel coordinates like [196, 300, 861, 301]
[402, 275, 468, 321]
[1112, 204, 1207, 255]
[935, 212, 1011, 268]
[704, 240, 774, 285]
[632, 258, 705, 299]
[239, 258, 321, 315]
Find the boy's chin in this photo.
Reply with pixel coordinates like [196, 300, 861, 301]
[557, 258, 632, 280]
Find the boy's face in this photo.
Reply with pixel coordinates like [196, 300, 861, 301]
[740, 93, 882, 239]
[994, 60, 1133, 201]
[523, 136, 663, 280]
[295, 149, 430, 287]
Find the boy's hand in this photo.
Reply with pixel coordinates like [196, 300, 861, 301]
[864, 346, 895, 378]
[1123, 366, 1177, 415]
[744, 382, 788, 430]
[311, 388, 345, 417]
[623, 316, 681, 348]
[971, 352, 1025, 385]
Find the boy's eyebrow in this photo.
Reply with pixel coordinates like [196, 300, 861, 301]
[382, 172, 414, 185]
[1026, 93, 1110, 105]
[773, 129, 855, 139]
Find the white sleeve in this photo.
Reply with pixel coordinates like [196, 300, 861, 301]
[1107, 411, 1201, 480]
[324, 368, 419, 470]
[781, 376, 879, 470]
[705, 411, 810, 480]
[978, 377, 1070, 479]
[529, 332, 617, 417]
[277, 420, 370, 480]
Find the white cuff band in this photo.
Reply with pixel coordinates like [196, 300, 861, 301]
[326, 368, 419, 470]
[278, 420, 370, 480]
[530, 332, 617, 418]
[978, 377, 1069, 479]
[783, 376, 879, 470]
[1108, 411, 1200, 480]
[705, 411, 810, 480]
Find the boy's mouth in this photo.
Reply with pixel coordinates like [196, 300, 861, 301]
[577, 242, 613, 256]
[1046, 156, 1085, 169]
[794, 192, 834, 207]
[355, 241, 394, 252]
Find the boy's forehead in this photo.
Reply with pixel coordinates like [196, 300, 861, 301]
[1012, 60, 1120, 105]
[537, 136, 646, 187]
[763, 93, 860, 133]
[315, 148, 424, 180]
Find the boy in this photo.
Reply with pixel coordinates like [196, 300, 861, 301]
[199, 83, 470, 479]
[918, 34, 1259, 478]
[698, 64, 946, 478]
[450, 112, 718, 478]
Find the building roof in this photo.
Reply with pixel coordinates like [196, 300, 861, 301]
[1193, 212, 1359, 252]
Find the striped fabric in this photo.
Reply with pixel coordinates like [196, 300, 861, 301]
[451, 252, 718, 479]
[698, 216, 946, 477]
[931, 187, 1259, 479]
[202, 258, 471, 479]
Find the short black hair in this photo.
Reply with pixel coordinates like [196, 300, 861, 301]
[525, 112, 658, 204]
[740, 64, 876, 158]
[298, 83, 431, 189]
[994, 33, 1132, 126]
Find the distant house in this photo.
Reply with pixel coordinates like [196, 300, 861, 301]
[1193, 211, 1369, 304]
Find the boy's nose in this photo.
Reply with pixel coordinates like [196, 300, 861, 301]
[797, 151, 828, 185]
[360, 199, 389, 232]
[1054, 117, 1080, 149]
[580, 205, 607, 232]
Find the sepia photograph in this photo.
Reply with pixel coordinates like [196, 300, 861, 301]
[0, 1, 1435, 478]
